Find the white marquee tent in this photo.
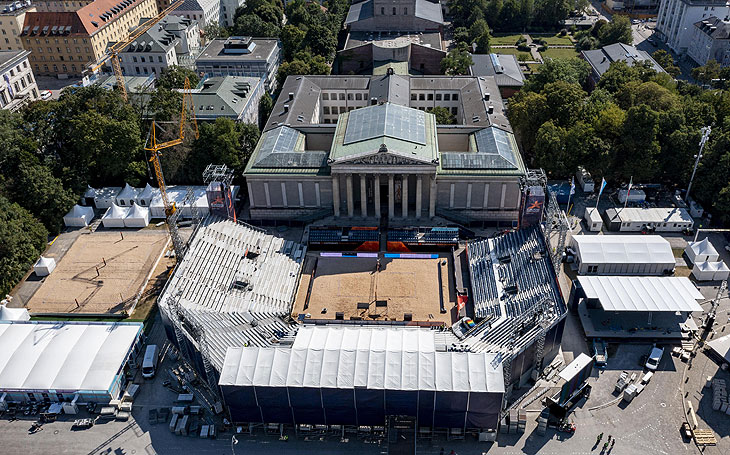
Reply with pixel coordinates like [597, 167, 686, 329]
[101, 204, 130, 228]
[578, 276, 704, 313]
[0, 305, 30, 321]
[116, 183, 141, 207]
[692, 261, 730, 281]
[123, 203, 151, 228]
[137, 183, 156, 207]
[569, 235, 675, 275]
[685, 238, 719, 264]
[33, 256, 56, 277]
[63, 204, 95, 227]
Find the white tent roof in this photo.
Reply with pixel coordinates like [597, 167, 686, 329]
[117, 183, 140, 200]
[83, 186, 96, 198]
[35, 256, 55, 269]
[687, 238, 718, 257]
[708, 333, 730, 364]
[126, 203, 149, 218]
[103, 204, 130, 219]
[572, 235, 674, 264]
[138, 183, 156, 200]
[66, 204, 94, 218]
[220, 326, 504, 393]
[578, 276, 704, 312]
[0, 305, 30, 321]
[0, 321, 142, 392]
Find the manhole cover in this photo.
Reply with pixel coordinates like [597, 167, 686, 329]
[660, 403, 666, 407]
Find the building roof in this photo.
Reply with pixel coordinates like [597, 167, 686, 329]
[0, 321, 142, 392]
[582, 43, 665, 78]
[578, 276, 704, 312]
[0, 49, 29, 74]
[183, 76, 261, 120]
[469, 53, 525, 87]
[414, 0, 444, 24]
[707, 332, 730, 364]
[570, 235, 675, 265]
[604, 207, 693, 224]
[345, 31, 443, 51]
[694, 16, 730, 40]
[687, 238, 719, 257]
[196, 36, 280, 63]
[0, 1, 34, 16]
[94, 74, 155, 92]
[344, 0, 373, 24]
[22, 0, 150, 37]
[113, 16, 191, 54]
[440, 126, 522, 171]
[220, 326, 504, 392]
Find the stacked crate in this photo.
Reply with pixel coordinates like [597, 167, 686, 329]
[712, 379, 729, 415]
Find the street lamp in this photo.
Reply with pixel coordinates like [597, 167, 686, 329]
[685, 126, 711, 204]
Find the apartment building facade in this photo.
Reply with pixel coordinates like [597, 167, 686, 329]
[21, 0, 158, 77]
[656, 0, 730, 54]
[0, 49, 39, 110]
[30, 1, 93, 12]
[688, 16, 730, 66]
[195, 36, 282, 92]
[174, 0, 219, 28]
[0, 1, 36, 51]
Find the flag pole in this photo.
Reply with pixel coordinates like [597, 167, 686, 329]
[595, 177, 606, 210]
[566, 177, 575, 216]
[622, 176, 633, 212]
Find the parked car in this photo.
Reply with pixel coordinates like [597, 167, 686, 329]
[40, 90, 52, 100]
[645, 346, 664, 371]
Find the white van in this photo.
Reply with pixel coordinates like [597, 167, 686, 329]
[142, 344, 159, 379]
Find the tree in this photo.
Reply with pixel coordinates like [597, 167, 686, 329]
[305, 25, 337, 60]
[156, 66, 200, 90]
[652, 50, 680, 78]
[12, 164, 77, 236]
[692, 59, 721, 85]
[233, 14, 281, 37]
[524, 57, 590, 92]
[203, 22, 229, 41]
[441, 47, 473, 76]
[427, 107, 457, 125]
[259, 93, 274, 129]
[188, 119, 261, 182]
[542, 81, 586, 126]
[281, 24, 306, 60]
[533, 121, 568, 176]
[0, 196, 48, 296]
[598, 16, 632, 46]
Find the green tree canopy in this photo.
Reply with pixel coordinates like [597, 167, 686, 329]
[598, 16, 632, 46]
[441, 47, 474, 76]
[427, 107, 457, 125]
[0, 196, 48, 296]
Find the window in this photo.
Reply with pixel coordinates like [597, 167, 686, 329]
[141, 56, 145, 63]
[451, 107, 457, 115]
[381, 7, 384, 14]
[119, 200, 126, 206]
[133, 56, 137, 62]
[323, 106, 330, 115]
[355, 93, 362, 101]
[411, 93, 417, 101]
[444, 94, 450, 101]
[435, 93, 441, 101]
[158, 56, 162, 62]
[587, 265, 598, 274]
[322, 93, 329, 100]
[338, 93, 345, 100]
[393, 7, 396, 14]
[419, 93, 425, 100]
[404, 7, 407, 14]
[452, 93, 459, 101]
[427, 93, 433, 101]
[347, 93, 352, 100]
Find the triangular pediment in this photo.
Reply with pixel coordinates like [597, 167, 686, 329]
[334, 149, 436, 166]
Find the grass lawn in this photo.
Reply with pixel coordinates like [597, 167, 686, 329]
[493, 47, 533, 61]
[491, 34, 524, 46]
[522, 63, 543, 74]
[532, 33, 574, 46]
[540, 47, 580, 60]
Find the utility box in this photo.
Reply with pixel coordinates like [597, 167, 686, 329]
[576, 166, 595, 192]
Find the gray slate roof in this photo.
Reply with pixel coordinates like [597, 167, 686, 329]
[469, 53, 525, 87]
[414, 0, 443, 24]
[582, 43, 665, 79]
[185, 76, 261, 119]
[345, 0, 373, 25]
[694, 16, 730, 40]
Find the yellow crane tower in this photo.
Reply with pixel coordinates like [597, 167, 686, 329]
[86, 0, 184, 101]
[145, 77, 199, 257]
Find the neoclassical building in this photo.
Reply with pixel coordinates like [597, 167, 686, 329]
[243, 73, 527, 226]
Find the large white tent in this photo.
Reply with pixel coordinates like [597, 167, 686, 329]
[685, 238, 719, 264]
[63, 204, 95, 227]
[692, 261, 729, 281]
[0, 305, 30, 321]
[0, 321, 143, 403]
[33, 256, 56, 277]
[101, 204, 130, 228]
[137, 183, 157, 207]
[91, 187, 122, 209]
[577, 276, 704, 313]
[123, 203, 151, 228]
[569, 235, 675, 275]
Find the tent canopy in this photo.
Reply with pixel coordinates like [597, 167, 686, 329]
[138, 183, 156, 201]
[220, 326, 505, 393]
[578, 276, 704, 312]
[103, 203, 130, 219]
[117, 183, 140, 200]
[126, 203, 149, 218]
[0, 321, 142, 392]
[572, 235, 674, 265]
[0, 305, 30, 321]
[688, 238, 718, 256]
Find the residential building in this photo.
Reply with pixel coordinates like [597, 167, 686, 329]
[345, 0, 444, 32]
[184, 75, 264, 123]
[0, 1, 36, 51]
[688, 16, 730, 66]
[195, 36, 282, 92]
[244, 73, 526, 225]
[656, 0, 730, 55]
[0, 49, 39, 110]
[581, 42, 666, 86]
[220, 0, 243, 27]
[32, 0, 93, 11]
[155, 0, 170, 17]
[605, 0, 659, 11]
[21, 0, 159, 77]
[93, 73, 154, 91]
[174, 0, 219, 28]
[115, 15, 199, 76]
[469, 53, 525, 98]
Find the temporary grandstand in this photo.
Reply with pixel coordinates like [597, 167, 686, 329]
[465, 226, 566, 391]
[159, 217, 306, 387]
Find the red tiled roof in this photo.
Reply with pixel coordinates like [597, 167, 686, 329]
[23, 0, 149, 36]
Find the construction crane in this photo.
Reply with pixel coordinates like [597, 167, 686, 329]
[86, 0, 184, 101]
[144, 77, 199, 258]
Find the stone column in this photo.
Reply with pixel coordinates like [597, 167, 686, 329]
[416, 175, 423, 218]
[429, 175, 437, 219]
[388, 174, 395, 219]
[374, 175, 381, 218]
[360, 175, 367, 218]
[346, 174, 354, 218]
[402, 175, 409, 218]
[332, 175, 340, 217]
